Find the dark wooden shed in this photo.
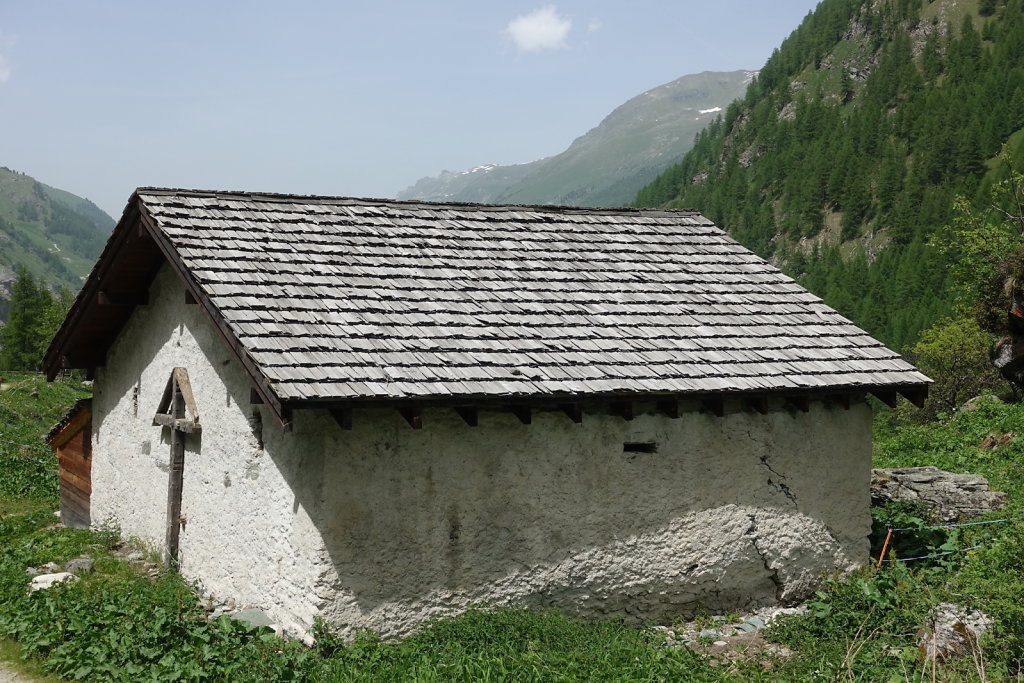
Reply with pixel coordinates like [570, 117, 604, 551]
[45, 398, 93, 529]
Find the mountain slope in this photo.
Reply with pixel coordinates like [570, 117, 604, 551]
[635, 0, 1024, 350]
[0, 167, 114, 320]
[398, 70, 755, 207]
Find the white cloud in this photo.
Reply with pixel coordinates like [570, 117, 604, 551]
[587, 19, 601, 33]
[505, 6, 571, 53]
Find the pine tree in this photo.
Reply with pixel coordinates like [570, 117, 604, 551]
[0, 267, 56, 370]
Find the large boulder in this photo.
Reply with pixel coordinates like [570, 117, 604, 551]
[870, 467, 1006, 522]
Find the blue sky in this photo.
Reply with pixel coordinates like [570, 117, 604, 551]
[1, 1, 821, 218]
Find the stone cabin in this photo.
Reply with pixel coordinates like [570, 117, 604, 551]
[44, 189, 929, 638]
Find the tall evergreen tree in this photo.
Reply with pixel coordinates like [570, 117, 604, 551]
[0, 267, 56, 370]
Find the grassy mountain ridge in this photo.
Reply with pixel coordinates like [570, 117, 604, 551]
[398, 70, 755, 207]
[635, 0, 1024, 350]
[0, 167, 114, 321]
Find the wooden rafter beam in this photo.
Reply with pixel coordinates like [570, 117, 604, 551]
[509, 405, 531, 424]
[786, 395, 811, 413]
[97, 290, 149, 306]
[746, 396, 769, 415]
[455, 406, 478, 427]
[899, 387, 928, 408]
[702, 397, 725, 418]
[560, 403, 583, 424]
[870, 390, 899, 408]
[827, 394, 851, 410]
[610, 401, 634, 421]
[657, 399, 679, 419]
[329, 406, 353, 430]
[63, 353, 106, 369]
[398, 405, 423, 429]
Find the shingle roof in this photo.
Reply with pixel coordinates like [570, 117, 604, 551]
[130, 188, 928, 403]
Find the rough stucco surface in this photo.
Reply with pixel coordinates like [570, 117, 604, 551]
[91, 265, 872, 639]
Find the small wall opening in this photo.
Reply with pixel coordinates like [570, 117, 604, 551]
[623, 441, 658, 454]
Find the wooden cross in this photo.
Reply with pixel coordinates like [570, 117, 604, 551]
[152, 368, 201, 568]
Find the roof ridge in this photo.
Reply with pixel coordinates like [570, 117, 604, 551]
[134, 187, 700, 216]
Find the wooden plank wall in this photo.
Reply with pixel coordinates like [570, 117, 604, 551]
[58, 424, 91, 529]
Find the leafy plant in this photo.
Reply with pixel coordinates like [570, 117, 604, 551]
[870, 501, 954, 567]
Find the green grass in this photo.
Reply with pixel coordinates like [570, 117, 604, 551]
[313, 610, 717, 682]
[0, 372, 90, 507]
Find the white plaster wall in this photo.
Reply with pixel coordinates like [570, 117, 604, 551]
[311, 400, 871, 637]
[91, 265, 327, 633]
[92, 265, 872, 639]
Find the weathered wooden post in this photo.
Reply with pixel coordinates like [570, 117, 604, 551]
[164, 379, 186, 567]
[153, 368, 201, 569]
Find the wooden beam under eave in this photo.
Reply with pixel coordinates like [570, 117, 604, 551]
[560, 403, 583, 424]
[610, 401, 634, 421]
[454, 406, 478, 427]
[250, 388, 264, 405]
[746, 396, 769, 415]
[97, 290, 148, 306]
[329, 406, 353, 430]
[509, 405, 531, 424]
[702, 397, 725, 418]
[827, 394, 851, 410]
[871, 390, 899, 408]
[786, 395, 811, 413]
[399, 406, 423, 429]
[899, 387, 928, 408]
[657, 399, 679, 419]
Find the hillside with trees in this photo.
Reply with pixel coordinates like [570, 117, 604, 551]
[635, 0, 1024, 355]
[0, 167, 113, 323]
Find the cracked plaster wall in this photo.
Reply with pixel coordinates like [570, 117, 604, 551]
[89, 264, 872, 638]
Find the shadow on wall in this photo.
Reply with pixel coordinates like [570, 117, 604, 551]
[258, 398, 867, 636]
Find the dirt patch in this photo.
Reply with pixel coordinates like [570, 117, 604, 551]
[0, 664, 32, 683]
[689, 630, 794, 671]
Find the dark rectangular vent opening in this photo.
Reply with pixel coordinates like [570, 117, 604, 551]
[623, 441, 657, 454]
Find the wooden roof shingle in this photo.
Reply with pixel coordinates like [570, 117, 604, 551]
[45, 188, 930, 421]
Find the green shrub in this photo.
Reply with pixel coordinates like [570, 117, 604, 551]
[905, 316, 1005, 421]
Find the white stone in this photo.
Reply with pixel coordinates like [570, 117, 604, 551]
[89, 265, 873, 639]
[918, 603, 993, 661]
[30, 572, 79, 592]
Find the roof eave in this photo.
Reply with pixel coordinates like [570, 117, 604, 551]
[43, 192, 293, 430]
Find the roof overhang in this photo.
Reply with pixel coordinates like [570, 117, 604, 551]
[43, 193, 292, 429]
[43, 197, 163, 378]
